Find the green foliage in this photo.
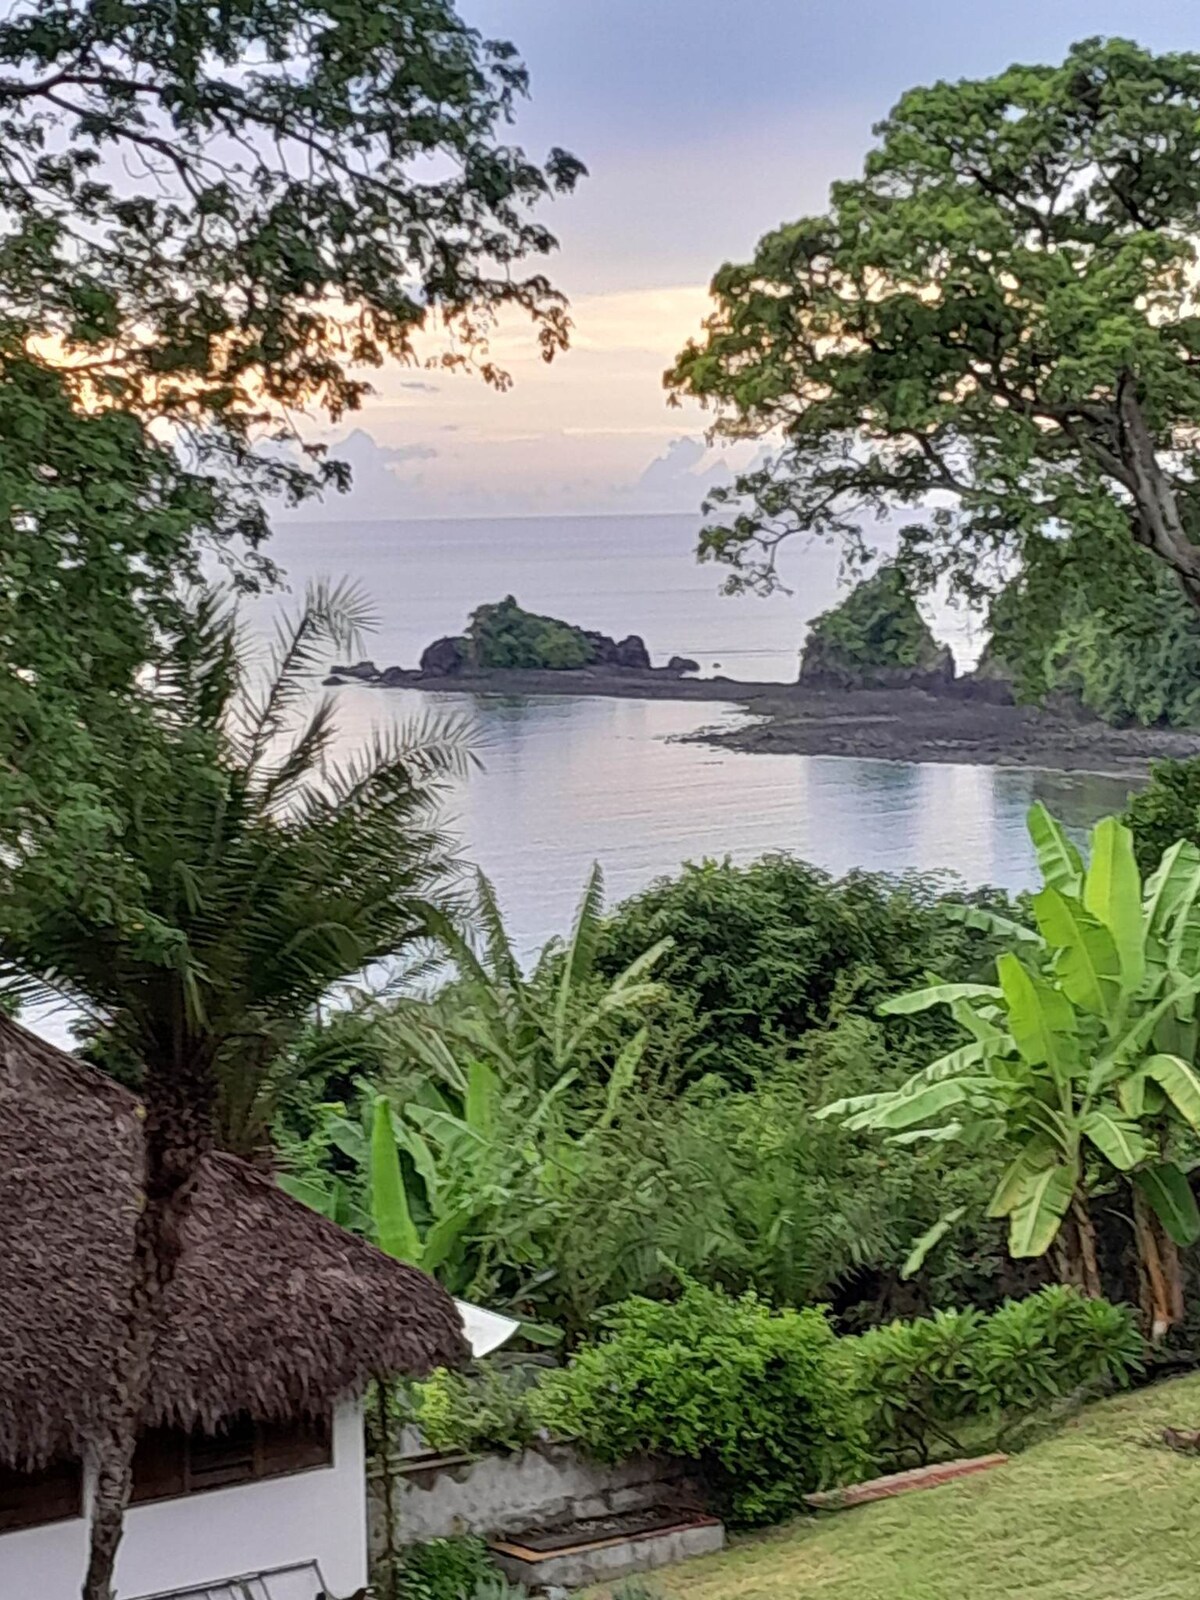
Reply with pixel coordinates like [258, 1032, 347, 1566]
[279, 869, 667, 1311]
[533, 1282, 868, 1526]
[411, 1366, 542, 1458]
[594, 855, 1007, 1090]
[846, 1287, 1143, 1465]
[467, 1580, 530, 1600]
[801, 565, 944, 680]
[822, 806, 1200, 1329]
[668, 38, 1200, 635]
[1125, 758, 1200, 873]
[990, 559, 1200, 729]
[395, 1537, 496, 1600]
[466, 596, 596, 671]
[544, 1017, 1015, 1336]
[0, 0, 582, 491]
[2, 582, 468, 1156]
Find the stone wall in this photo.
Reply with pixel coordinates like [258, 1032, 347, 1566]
[368, 1439, 688, 1556]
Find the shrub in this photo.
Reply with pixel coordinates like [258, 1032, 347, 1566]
[846, 1287, 1144, 1464]
[532, 1281, 867, 1526]
[593, 855, 1010, 1090]
[412, 1366, 542, 1457]
[396, 1537, 497, 1600]
[1123, 756, 1200, 872]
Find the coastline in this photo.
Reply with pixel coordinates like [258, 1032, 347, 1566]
[332, 668, 1200, 776]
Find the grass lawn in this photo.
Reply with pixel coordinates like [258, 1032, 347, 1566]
[646, 1373, 1200, 1600]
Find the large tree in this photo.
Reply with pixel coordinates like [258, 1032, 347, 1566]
[0, 0, 583, 560]
[667, 38, 1200, 625]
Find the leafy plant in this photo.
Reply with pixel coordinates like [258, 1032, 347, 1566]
[395, 1537, 497, 1600]
[1125, 758, 1200, 874]
[820, 805, 1200, 1334]
[667, 39, 1200, 632]
[391, 863, 671, 1098]
[593, 854, 1009, 1091]
[845, 1287, 1143, 1466]
[466, 596, 596, 671]
[411, 1366, 543, 1458]
[532, 1281, 867, 1526]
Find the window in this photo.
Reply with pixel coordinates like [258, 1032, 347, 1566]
[130, 1413, 332, 1506]
[0, 1459, 83, 1532]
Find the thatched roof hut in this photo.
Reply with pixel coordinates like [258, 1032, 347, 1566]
[0, 1014, 467, 1472]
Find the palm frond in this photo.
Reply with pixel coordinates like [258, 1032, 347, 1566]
[475, 871, 522, 990]
[234, 576, 379, 771]
[296, 712, 476, 823]
[253, 697, 342, 816]
[553, 864, 606, 1063]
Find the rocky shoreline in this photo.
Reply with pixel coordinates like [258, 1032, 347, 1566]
[322, 662, 1200, 776]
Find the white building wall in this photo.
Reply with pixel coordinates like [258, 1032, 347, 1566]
[0, 1400, 367, 1600]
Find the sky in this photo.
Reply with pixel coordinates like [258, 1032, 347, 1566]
[285, 0, 1200, 522]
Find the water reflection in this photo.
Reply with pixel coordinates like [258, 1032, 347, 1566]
[332, 686, 1143, 955]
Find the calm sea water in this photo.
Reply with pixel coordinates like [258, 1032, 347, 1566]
[254, 512, 1136, 951]
[328, 684, 1136, 958]
[27, 513, 1134, 1045]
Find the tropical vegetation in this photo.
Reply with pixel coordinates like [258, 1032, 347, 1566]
[820, 805, 1200, 1335]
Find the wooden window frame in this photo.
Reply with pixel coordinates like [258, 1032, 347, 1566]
[130, 1413, 333, 1507]
[0, 1459, 84, 1533]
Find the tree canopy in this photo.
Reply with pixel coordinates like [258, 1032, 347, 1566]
[668, 38, 1200, 624]
[0, 0, 583, 553]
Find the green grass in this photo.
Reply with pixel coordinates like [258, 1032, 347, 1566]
[641, 1374, 1200, 1600]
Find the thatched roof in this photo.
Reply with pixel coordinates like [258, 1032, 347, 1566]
[0, 1015, 467, 1471]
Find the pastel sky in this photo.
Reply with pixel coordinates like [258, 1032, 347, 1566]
[289, 1, 1200, 521]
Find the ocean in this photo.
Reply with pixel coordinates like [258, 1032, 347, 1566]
[259, 513, 1134, 954]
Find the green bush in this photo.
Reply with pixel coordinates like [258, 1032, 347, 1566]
[593, 855, 1010, 1089]
[532, 1281, 867, 1526]
[986, 550, 1200, 729]
[1123, 756, 1200, 872]
[412, 1365, 542, 1457]
[846, 1287, 1144, 1464]
[396, 1537, 497, 1600]
[466, 595, 595, 671]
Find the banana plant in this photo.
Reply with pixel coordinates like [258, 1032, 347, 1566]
[819, 803, 1200, 1334]
[384, 864, 671, 1099]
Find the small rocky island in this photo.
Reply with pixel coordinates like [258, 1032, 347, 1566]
[325, 595, 701, 687]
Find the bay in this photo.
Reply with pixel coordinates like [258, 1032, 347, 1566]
[329, 683, 1137, 957]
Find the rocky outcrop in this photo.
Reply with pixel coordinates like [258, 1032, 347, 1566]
[799, 567, 956, 691]
[666, 655, 700, 675]
[955, 638, 1016, 705]
[327, 602, 667, 683]
[581, 630, 650, 670]
[613, 635, 651, 670]
[419, 636, 467, 676]
[328, 660, 379, 681]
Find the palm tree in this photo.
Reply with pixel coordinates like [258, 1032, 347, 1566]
[0, 579, 470, 1599]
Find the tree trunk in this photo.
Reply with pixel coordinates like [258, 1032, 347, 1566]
[1053, 1197, 1102, 1298]
[82, 1049, 215, 1600]
[1133, 1185, 1185, 1341]
[1113, 378, 1200, 614]
[1071, 1198, 1103, 1299]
